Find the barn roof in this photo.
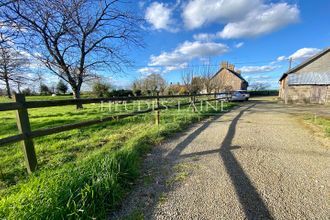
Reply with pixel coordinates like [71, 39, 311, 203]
[288, 72, 330, 85]
[212, 67, 248, 83]
[279, 47, 330, 81]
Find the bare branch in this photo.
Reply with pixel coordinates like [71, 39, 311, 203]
[0, 46, 30, 98]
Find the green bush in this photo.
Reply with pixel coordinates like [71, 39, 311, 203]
[92, 82, 110, 98]
[109, 89, 134, 97]
[56, 80, 68, 94]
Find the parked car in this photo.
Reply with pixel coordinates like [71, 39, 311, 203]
[216, 92, 232, 101]
[216, 90, 250, 101]
[231, 90, 250, 101]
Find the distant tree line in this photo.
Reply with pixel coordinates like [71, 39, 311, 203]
[0, 79, 69, 96]
[90, 71, 215, 99]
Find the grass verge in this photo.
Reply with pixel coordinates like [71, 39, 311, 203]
[304, 115, 330, 137]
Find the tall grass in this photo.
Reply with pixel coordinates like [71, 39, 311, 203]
[0, 96, 234, 218]
[0, 125, 158, 218]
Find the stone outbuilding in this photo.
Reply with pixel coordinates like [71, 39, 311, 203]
[210, 62, 248, 92]
[279, 47, 330, 104]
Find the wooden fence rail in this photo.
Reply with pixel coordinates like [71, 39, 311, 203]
[0, 93, 221, 173]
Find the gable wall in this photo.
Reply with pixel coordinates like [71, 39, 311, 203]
[279, 76, 287, 99]
[211, 69, 245, 92]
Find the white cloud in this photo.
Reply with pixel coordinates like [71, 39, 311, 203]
[234, 42, 244, 48]
[193, 33, 216, 41]
[138, 67, 162, 76]
[178, 41, 228, 56]
[219, 3, 299, 39]
[182, 0, 260, 29]
[138, 63, 187, 76]
[252, 75, 272, 80]
[183, 1, 299, 39]
[239, 65, 278, 73]
[277, 56, 287, 61]
[149, 41, 229, 68]
[289, 48, 321, 61]
[274, 48, 321, 64]
[164, 63, 188, 72]
[145, 2, 178, 32]
[149, 51, 187, 67]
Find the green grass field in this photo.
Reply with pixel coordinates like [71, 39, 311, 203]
[0, 94, 77, 102]
[0, 95, 235, 219]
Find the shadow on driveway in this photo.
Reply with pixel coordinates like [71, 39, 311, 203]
[166, 114, 222, 160]
[179, 103, 273, 219]
[219, 104, 273, 219]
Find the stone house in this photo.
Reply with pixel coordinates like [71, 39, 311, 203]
[279, 47, 330, 104]
[210, 62, 248, 92]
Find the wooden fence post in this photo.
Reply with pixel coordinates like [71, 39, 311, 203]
[192, 94, 196, 112]
[155, 92, 160, 125]
[14, 94, 37, 173]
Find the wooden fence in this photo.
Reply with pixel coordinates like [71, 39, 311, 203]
[0, 93, 221, 173]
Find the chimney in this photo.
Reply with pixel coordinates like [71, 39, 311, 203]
[228, 63, 235, 71]
[221, 61, 228, 69]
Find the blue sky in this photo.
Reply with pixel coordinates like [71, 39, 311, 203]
[112, 0, 330, 89]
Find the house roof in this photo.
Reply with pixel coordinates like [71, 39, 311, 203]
[212, 67, 248, 83]
[288, 72, 330, 85]
[279, 47, 330, 81]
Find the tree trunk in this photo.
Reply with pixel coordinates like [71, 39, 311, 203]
[17, 83, 21, 93]
[72, 86, 83, 109]
[4, 75, 11, 99]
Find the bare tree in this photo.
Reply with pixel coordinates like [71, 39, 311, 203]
[181, 67, 194, 94]
[34, 71, 44, 93]
[181, 66, 213, 94]
[200, 63, 217, 93]
[250, 82, 269, 91]
[0, 27, 12, 47]
[131, 78, 143, 94]
[0, 2, 29, 98]
[146, 73, 166, 95]
[5, 0, 143, 108]
[191, 76, 204, 94]
[0, 46, 29, 98]
[132, 73, 167, 95]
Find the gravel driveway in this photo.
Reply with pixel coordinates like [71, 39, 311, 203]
[112, 100, 330, 220]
